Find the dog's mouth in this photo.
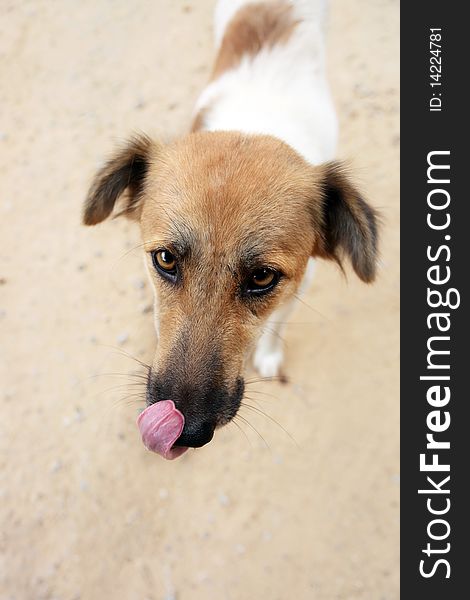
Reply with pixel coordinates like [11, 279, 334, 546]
[137, 377, 245, 459]
[137, 400, 188, 460]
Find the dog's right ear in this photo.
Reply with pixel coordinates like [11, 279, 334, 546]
[83, 135, 153, 225]
[312, 162, 379, 283]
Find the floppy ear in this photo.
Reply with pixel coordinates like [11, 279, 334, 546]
[83, 134, 152, 225]
[313, 162, 379, 283]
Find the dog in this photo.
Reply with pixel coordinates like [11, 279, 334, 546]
[83, 0, 378, 456]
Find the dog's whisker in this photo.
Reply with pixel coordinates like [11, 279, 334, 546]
[116, 236, 168, 258]
[245, 376, 284, 385]
[243, 388, 280, 401]
[114, 241, 148, 263]
[97, 385, 146, 401]
[99, 382, 146, 394]
[90, 388, 146, 409]
[240, 402, 298, 447]
[111, 394, 146, 409]
[235, 414, 271, 451]
[110, 400, 144, 411]
[262, 320, 313, 327]
[258, 324, 286, 344]
[293, 293, 330, 322]
[94, 344, 151, 371]
[109, 234, 175, 273]
[107, 243, 150, 278]
[229, 418, 253, 448]
[85, 372, 149, 383]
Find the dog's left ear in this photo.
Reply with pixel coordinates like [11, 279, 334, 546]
[83, 134, 153, 225]
[313, 162, 379, 283]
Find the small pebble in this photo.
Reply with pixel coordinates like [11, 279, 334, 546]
[140, 303, 153, 314]
[354, 83, 374, 98]
[117, 332, 129, 345]
[74, 407, 85, 422]
[50, 460, 63, 473]
[218, 492, 230, 506]
[132, 277, 146, 290]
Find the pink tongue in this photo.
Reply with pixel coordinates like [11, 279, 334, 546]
[137, 400, 187, 460]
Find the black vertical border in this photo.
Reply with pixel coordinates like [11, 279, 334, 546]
[401, 2, 468, 598]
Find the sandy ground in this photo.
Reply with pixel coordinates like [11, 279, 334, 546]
[0, 1, 399, 599]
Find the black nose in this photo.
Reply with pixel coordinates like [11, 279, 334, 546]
[173, 421, 215, 448]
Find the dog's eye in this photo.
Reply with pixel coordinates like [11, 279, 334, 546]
[246, 268, 280, 295]
[152, 249, 177, 278]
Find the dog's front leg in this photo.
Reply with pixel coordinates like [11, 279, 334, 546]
[253, 259, 316, 378]
[253, 313, 288, 378]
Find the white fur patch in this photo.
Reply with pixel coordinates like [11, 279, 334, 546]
[196, 0, 337, 165]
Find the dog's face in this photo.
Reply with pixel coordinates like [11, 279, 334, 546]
[84, 131, 378, 448]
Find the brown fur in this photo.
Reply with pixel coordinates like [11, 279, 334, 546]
[83, 135, 153, 225]
[211, 1, 299, 80]
[139, 132, 318, 396]
[84, 131, 378, 412]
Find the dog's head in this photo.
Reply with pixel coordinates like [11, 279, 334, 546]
[84, 132, 378, 448]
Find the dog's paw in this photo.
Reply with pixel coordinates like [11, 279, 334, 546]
[253, 346, 284, 379]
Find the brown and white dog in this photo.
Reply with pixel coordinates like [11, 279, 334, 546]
[83, 0, 378, 457]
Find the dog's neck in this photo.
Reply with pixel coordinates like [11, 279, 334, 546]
[192, 0, 338, 166]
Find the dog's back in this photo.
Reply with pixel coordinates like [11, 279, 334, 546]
[193, 0, 337, 165]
